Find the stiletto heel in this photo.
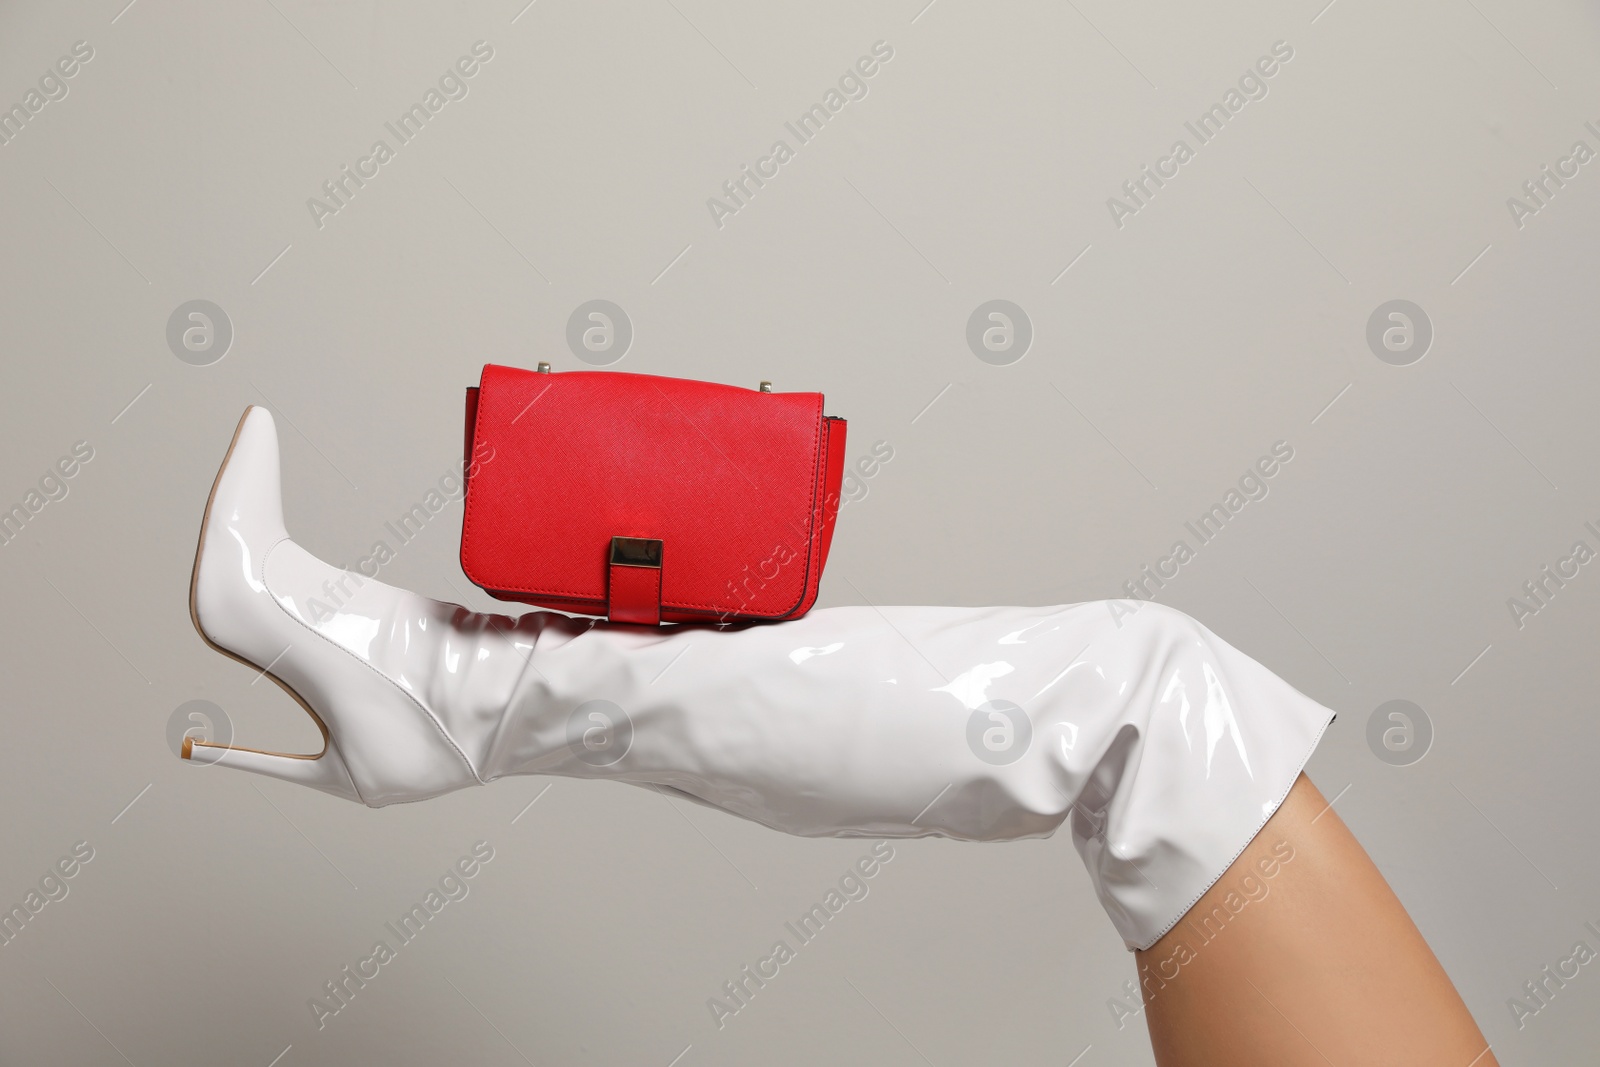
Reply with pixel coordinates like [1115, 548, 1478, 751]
[185, 732, 361, 801]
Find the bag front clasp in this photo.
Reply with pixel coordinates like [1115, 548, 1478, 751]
[608, 536, 664, 625]
[609, 536, 663, 569]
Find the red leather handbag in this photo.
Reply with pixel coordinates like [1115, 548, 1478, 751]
[460, 363, 847, 625]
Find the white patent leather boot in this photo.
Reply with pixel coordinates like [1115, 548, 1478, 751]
[190, 407, 1336, 949]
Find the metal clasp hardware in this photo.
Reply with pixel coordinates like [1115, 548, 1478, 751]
[609, 536, 663, 568]
[758, 381, 772, 393]
[537, 362, 552, 373]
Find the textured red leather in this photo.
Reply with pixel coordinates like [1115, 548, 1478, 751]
[608, 562, 662, 625]
[460, 365, 848, 623]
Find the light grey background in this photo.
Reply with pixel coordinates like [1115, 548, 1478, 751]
[1, 0, 1597, 1063]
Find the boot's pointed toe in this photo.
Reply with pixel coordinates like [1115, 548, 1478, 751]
[191, 406, 287, 650]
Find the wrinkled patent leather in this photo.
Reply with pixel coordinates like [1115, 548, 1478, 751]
[191, 407, 1336, 949]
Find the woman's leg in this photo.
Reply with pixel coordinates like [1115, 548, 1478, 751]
[194, 410, 1494, 1062]
[197, 408, 1496, 1061]
[1138, 774, 1496, 1067]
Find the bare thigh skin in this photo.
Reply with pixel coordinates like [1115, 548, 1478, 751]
[1136, 774, 1496, 1067]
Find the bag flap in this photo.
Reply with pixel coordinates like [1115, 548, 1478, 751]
[461, 365, 827, 618]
